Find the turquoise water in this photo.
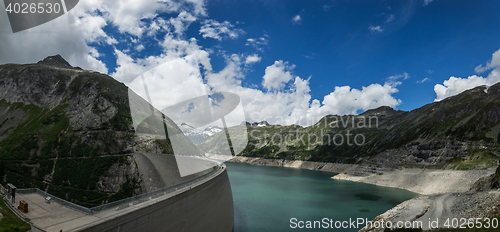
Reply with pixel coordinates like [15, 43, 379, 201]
[226, 162, 418, 232]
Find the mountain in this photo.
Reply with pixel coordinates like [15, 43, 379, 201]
[0, 55, 202, 207]
[240, 121, 270, 127]
[179, 123, 222, 144]
[201, 84, 500, 170]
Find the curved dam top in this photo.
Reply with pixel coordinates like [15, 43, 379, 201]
[12, 161, 234, 232]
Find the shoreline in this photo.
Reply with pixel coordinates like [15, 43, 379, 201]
[229, 156, 500, 231]
[229, 156, 495, 195]
[228, 156, 364, 174]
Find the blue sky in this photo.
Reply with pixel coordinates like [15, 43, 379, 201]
[1, 0, 500, 125]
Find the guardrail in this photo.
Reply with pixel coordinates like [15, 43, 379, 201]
[90, 164, 222, 213]
[16, 188, 93, 214]
[15, 164, 222, 216]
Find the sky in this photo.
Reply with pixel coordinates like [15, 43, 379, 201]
[1, 0, 500, 126]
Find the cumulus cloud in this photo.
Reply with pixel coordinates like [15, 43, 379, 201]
[434, 49, 500, 101]
[0, 2, 108, 73]
[112, 34, 211, 84]
[204, 56, 402, 126]
[369, 25, 384, 33]
[0, 0, 206, 72]
[0, 0, 403, 127]
[113, 44, 402, 126]
[245, 54, 261, 65]
[100, 0, 205, 37]
[262, 61, 295, 91]
[434, 72, 500, 101]
[199, 19, 244, 41]
[474, 49, 500, 73]
[306, 83, 401, 119]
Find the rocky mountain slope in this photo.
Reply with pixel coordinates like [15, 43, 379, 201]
[202, 84, 500, 170]
[0, 55, 200, 207]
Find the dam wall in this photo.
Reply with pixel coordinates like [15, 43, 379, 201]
[76, 166, 234, 232]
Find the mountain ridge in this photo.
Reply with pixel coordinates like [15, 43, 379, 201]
[202, 84, 500, 170]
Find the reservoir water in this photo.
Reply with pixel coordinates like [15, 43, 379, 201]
[226, 162, 418, 232]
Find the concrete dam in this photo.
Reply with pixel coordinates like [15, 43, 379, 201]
[77, 163, 234, 232]
[7, 153, 234, 232]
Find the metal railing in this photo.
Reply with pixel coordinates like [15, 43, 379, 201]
[15, 164, 222, 215]
[90, 164, 221, 213]
[16, 188, 93, 214]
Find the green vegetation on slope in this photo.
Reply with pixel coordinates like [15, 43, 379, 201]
[0, 60, 141, 207]
[0, 57, 198, 208]
[0, 197, 31, 232]
[201, 85, 500, 169]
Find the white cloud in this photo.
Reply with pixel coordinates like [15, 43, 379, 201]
[387, 72, 410, 81]
[127, 55, 207, 112]
[386, 14, 395, 23]
[434, 49, 500, 101]
[292, 14, 302, 24]
[89, 47, 100, 58]
[246, 36, 269, 51]
[474, 49, 500, 73]
[136, 45, 145, 52]
[369, 25, 384, 33]
[169, 11, 197, 37]
[245, 54, 261, 65]
[106, 1, 401, 127]
[423, 0, 434, 6]
[100, 0, 205, 37]
[386, 72, 409, 86]
[434, 72, 500, 101]
[0, 1, 108, 73]
[0, 0, 403, 127]
[306, 82, 401, 118]
[323, 4, 335, 11]
[204, 57, 402, 126]
[112, 34, 211, 84]
[115, 42, 402, 127]
[199, 19, 244, 41]
[262, 61, 295, 91]
[417, 78, 429, 84]
[0, 0, 207, 73]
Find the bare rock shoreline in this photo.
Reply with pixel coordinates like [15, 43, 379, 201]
[229, 156, 495, 195]
[229, 156, 500, 231]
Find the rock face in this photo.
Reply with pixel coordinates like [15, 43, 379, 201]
[0, 55, 197, 207]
